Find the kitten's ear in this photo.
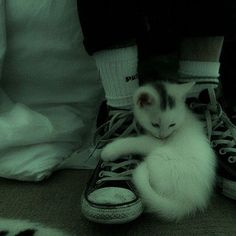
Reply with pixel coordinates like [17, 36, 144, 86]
[178, 81, 196, 97]
[133, 85, 156, 108]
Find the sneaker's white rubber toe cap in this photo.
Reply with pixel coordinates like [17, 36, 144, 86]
[81, 187, 143, 224]
[88, 187, 136, 205]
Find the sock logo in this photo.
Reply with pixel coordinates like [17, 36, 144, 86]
[126, 74, 138, 82]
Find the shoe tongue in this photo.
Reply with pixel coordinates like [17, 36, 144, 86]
[185, 88, 219, 115]
[186, 89, 210, 106]
[198, 89, 211, 104]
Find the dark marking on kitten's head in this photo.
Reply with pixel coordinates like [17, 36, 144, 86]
[168, 95, 175, 109]
[153, 82, 175, 111]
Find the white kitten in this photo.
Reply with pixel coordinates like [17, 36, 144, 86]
[101, 81, 216, 221]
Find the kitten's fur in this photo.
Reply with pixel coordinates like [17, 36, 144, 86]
[0, 217, 72, 236]
[101, 81, 216, 221]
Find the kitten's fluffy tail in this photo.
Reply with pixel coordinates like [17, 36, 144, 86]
[133, 163, 199, 221]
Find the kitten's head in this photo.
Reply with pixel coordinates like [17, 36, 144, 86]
[133, 81, 195, 139]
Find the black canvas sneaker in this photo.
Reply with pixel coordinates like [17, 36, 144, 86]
[186, 88, 236, 200]
[81, 107, 144, 224]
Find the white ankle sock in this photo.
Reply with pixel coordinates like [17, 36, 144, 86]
[94, 46, 138, 109]
[178, 60, 220, 98]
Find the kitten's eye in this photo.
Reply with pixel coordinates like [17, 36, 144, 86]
[152, 123, 160, 128]
[169, 123, 176, 128]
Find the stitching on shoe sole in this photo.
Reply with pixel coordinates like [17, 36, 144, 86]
[81, 198, 143, 223]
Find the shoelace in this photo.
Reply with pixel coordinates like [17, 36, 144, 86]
[96, 159, 139, 185]
[190, 88, 236, 164]
[91, 109, 142, 184]
[93, 109, 141, 148]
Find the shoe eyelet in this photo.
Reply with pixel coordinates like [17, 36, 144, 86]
[219, 148, 226, 155]
[99, 171, 104, 177]
[211, 141, 217, 148]
[190, 102, 195, 109]
[100, 163, 105, 168]
[228, 156, 236, 163]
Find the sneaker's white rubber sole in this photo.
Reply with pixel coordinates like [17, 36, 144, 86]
[217, 177, 236, 200]
[81, 197, 144, 224]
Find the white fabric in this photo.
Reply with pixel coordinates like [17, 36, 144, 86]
[94, 46, 138, 109]
[88, 187, 136, 204]
[0, 217, 71, 236]
[0, 0, 104, 181]
[179, 61, 220, 77]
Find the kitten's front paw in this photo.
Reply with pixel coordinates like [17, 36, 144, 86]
[101, 143, 119, 162]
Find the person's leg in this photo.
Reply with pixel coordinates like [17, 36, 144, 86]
[178, 37, 223, 100]
[178, 36, 236, 200]
[82, 46, 144, 225]
[180, 37, 223, 61]
[220, 38, 236, 119]
[77, 0, 146, 224]
[94, 46, 138, 110]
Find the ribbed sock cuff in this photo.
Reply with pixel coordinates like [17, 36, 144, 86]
[178, 60, 220, 97]
[179, 61, 220, 77]
[94, 46, 138, 109]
